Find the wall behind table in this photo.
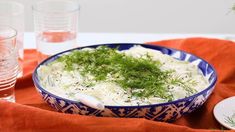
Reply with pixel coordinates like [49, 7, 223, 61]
[5, 0, 235, 33]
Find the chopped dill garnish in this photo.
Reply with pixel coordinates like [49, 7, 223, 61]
[56, 46, 197, 101]
[170, 76, 197, 95]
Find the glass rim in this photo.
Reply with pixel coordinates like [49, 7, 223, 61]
[0, 1, 24, 16]
[32, 0, 80, 14]
[0, 26, 17, 41]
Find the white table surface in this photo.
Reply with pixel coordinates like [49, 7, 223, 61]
[24, 32, 234, 49]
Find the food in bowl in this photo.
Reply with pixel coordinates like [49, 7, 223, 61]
[37, 45, 209, 106]
[33, 43, 217, 122]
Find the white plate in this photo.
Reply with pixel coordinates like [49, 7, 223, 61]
[213, 96, 235, 130]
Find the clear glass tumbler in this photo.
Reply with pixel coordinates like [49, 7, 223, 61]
[0, 1, 24, 77]
[0, 26, 19, 102]
[33, 0, 79, 63]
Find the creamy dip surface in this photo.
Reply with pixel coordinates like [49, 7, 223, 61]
[38, 45, 209, 106]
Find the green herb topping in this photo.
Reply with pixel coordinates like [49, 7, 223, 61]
[56, 46, 197, 101]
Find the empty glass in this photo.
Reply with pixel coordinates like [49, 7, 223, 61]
[33, 0, 79, 63]
[0, 1, 24, 77]
[0, 26, 19, 102]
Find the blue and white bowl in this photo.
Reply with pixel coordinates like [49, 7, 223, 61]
[32, 43, 217, 122]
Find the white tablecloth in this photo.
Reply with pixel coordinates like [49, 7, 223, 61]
[24, 32, 233, 49]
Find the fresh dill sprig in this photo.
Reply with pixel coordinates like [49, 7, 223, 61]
[169, 75, 197, 94]
[57, 46, 195, 101]
[224, 114, 235, 127]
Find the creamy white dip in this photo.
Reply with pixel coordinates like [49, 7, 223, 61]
[38, 46, 209, 106]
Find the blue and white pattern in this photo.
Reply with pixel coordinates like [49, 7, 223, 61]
[33, 43, 217, 122]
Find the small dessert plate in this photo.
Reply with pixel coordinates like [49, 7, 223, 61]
[213, 96, 235, 130]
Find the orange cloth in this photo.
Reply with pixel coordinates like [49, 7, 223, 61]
[0, 38, 235, 131]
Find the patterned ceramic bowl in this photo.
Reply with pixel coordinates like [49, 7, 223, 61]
[32, 43, 217, 122]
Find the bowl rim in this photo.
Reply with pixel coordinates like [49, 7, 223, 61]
[32, 43, 217, 108]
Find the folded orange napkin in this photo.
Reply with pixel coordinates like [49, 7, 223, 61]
[1, 37, 235, 132]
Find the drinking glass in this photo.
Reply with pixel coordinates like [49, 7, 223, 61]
[33, 0, 79, 63]
[0, 26, 18, 102]
[0, 1, 24, 77]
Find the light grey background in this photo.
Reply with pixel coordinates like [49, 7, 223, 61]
[3, 0, 235, 33]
